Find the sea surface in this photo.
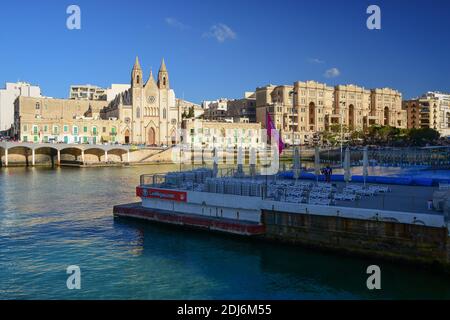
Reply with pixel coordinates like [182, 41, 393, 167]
[1, 164, 450, 299]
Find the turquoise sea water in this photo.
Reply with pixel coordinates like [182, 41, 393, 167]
[1, 165, 450, 299]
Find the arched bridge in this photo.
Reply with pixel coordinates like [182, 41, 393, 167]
[0, 142, 133, 166]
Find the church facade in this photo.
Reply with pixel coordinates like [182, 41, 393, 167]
[102, 57, 181, 145]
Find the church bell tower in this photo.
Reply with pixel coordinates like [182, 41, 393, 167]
[157, 58, 169, 89]
[131, 56, 143, 88]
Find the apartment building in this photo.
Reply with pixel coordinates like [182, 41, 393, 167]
[69, 84, 107, 101]
[256, 81, 407, 145]
[404, 91, 450, 137]
[0, 82, 41, 132]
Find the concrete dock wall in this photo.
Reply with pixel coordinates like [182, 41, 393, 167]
[262, 210, 450, 269]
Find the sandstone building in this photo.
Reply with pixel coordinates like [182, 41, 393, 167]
[403, 91, 450, 137]
[256, 81, 407, 145]
[14, 57, 184, 146]
[14, 96, 118, 144]
[102, 57, 181, 145]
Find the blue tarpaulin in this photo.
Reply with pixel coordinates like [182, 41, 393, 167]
[279, 171, 444, 186]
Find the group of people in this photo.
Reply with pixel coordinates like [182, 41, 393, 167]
[321, 165, 333, 183]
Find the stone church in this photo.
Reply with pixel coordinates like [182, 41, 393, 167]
[103, 57, 181, 145]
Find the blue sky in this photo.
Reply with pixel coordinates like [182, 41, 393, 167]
[0, 0, 449, 103]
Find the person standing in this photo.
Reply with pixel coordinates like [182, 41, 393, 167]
[326, 165, 332, 183]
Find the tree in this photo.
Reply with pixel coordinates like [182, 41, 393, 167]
[182, 106, 195, 119]
[407, 128, 440, 146]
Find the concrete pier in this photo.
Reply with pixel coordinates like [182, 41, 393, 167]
[262, 210, 450, 270]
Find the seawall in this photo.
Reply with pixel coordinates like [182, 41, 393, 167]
[262, 210, 450, 270]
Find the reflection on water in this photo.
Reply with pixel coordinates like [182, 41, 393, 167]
[0, 165, 449, 299]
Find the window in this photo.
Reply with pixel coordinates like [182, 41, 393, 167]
[35, 102, 40, 110]
[23, 125, 28, 132]
[83, 126, 88, 133]
[23, 136, 28, 142]
[136, 107, 140, 118]
[93, 127, 97, 135]
[111, 127, 117, 134]
[73, 126, 78, 135]
[103, 127, 106, 133]
[163, 108, 166, 119]
[64, 125, 68, 133]
[33, 126, 38, 134]
[53, 126, 59, 134]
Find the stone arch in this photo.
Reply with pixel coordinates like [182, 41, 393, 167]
[59, 147, 83, 162]
[105, 148, 126, 162]
[33, 146, 58, 166]
[1, 146, 33, 166]
[83, 147, 106, 163]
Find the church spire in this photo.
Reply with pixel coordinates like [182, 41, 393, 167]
[159, 58, 167, 72]
[133, 56, 142, 70]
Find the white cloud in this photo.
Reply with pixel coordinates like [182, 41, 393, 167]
[203, 23, 237, 43]
[308, 58, 325, 64]
[165, 17, 189, 30]
[324, 67, 340, 78]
